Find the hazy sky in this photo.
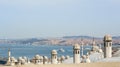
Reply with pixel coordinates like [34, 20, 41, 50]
[0, 0, 120, 39]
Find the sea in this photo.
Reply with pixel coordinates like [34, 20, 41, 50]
[0, 44, 92, 59]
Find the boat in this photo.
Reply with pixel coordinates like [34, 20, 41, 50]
[58, 48, 65, 52]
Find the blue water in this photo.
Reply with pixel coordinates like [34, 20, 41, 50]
[0, 44, 92, 59]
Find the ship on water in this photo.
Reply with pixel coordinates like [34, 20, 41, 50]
[58, 48, 65, 52]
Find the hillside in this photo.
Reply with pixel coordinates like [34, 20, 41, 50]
[0, 36, 120, 45]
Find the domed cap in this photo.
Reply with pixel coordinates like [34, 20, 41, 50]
[61, 55, 65, 60]
[22, 56, 27, 60]
[40, 56, 43, 60]
[57, 57, 61, 61]
[34, 54, 40, 60]
[44, 56, 48, 60]
[65, 55, 70, 59]
[21, 59, 26, 64]
[104, 35, 112, 41]
[11, 57, 15, 61]
[18, 57, 23, 61]
[82, 55, 86, 59]
[73, 44, 80, 49]
[51, 50, 57, 54]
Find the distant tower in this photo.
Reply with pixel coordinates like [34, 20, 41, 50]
[8, 48, 11, 62]
[81, 39, 84, 56]
[104, 35, 112, 58]
[92, 38, 96, 51]
[51, 50, 57, 64]
[73, 44, 80, 64]
[6, 48, 11, 65]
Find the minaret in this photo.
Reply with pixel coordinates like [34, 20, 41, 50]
[6, 48, 11, 65]
[73, 44, 80, 64]
[8, 48, 11, 62]
[104, 35, 112, 58]
[81, 39, 84, 56]
[51, 50, 57, 64]
[92, 38, 96, 51]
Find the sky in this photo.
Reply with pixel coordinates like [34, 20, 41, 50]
[0, 0, 120, 39]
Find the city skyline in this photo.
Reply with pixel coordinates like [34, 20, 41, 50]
[0, 0, 120, 39]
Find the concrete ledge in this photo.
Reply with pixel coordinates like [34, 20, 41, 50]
[1, 62, 120, 67]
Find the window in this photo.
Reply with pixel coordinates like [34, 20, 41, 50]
[76, 51, 77, 54]
[106, 43, 108, 47]
[78, 51, 79, 54]
[109, 43, 112, 46]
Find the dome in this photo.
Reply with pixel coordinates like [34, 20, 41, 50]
[61, 56, 65, 60]
[11, 57, 15, 61]
[57, 57, 61, 61]
[18, 57, 22, 61]
[51, 50, 57, 54]
[65, 55, 70, 59]
[34, 54, 40, 60]
[40, 56, 43, 60]
[44, 56, 48, 60]
[82, 55, 91, 63]
[82, 55, 86, 59]
[73, 44, 80, 49]
[98, 49, 103, 53]
[22, 56, 27, 60]
[92, 46, 99, 51]
[21, 59, 26, 64]
[104, 35, 112, 41]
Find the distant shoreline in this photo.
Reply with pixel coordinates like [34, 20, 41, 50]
[0, 36, 120, 45]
